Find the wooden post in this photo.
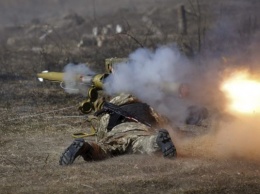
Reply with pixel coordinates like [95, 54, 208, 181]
[178, 5, 187, 35]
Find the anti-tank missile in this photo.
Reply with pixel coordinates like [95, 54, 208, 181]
[37, 71, 109, 90]
[37, 71, 64, 82]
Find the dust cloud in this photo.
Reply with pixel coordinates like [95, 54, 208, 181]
[174, 114, 260, 162]
[172, 51, 260, 162]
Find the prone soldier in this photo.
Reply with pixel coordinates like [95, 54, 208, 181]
[37, 59, 208, 165]
[59, 93, 177, 165]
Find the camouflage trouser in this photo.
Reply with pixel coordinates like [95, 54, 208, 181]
[89, 113, 160, 157]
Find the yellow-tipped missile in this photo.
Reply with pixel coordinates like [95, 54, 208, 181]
[37, 70, 109, 90]
[37, 71, 64, 82]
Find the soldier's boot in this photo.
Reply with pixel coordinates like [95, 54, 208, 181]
[156, 129, 177, 158]
[59, 138, 106, 166]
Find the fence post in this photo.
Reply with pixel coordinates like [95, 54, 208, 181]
[178, 5, 187, 35]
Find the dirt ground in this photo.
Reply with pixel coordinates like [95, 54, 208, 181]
[1, 0, 260, 193]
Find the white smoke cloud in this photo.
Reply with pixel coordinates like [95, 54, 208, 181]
[104, 45, 197, 123]
[63, 63, 95, 96]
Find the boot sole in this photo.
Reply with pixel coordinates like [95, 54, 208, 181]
[59, 138, 85, 165]
[156, 129, 177, 158]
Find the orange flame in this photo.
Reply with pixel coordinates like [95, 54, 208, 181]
[221, 71, 260, 114]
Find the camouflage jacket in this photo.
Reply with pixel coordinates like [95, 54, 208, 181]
[88, 93, 167, 140]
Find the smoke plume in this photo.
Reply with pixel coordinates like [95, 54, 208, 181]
[63, 63, 95, 96]
[104, 45, 201, 124]
[103, 40, 260, 162]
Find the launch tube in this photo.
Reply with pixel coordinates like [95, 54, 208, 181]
[37, 71, 109, 90]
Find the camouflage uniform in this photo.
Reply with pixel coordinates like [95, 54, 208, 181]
[59, 93, 176, 165]
[88, 93, 165, 157]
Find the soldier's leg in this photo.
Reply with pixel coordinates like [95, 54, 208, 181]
[132, 129, 177, 158]
[59, 128, 177, 165]
[101, 122, 177, 158]
[59, 138, 109, 166]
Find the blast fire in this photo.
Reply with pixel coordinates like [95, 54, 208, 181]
[221, 70, 260, 114]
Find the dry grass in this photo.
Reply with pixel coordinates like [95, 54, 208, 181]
[1, 0, 260, 193]
[1, 72, 260, 194]
[1, 119, 260, 194]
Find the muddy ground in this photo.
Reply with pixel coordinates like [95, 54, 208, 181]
[1, 0, 260, 193]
